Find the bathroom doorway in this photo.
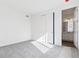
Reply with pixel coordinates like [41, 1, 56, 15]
[62, 7, 77, 48]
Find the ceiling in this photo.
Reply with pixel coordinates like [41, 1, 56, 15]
[0, 0, 78, 15]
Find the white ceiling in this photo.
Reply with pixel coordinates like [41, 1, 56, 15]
[0, 0, 78, 15]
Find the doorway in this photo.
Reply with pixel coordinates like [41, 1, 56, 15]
[62, 7, 77, 48]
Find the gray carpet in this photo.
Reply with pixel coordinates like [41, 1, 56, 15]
[0, 40, 79, 58]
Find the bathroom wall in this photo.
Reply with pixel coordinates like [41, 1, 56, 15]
[62, 8, 75, 42]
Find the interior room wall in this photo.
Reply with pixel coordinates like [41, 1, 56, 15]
[0, 5, 31, 47]
[54, 9, 62, 46]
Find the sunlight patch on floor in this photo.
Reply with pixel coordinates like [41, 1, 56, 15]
[31, 41, 53, 54]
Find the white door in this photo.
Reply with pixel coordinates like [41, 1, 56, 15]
[74, 7, 78, 49]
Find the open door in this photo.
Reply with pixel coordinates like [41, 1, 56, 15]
[62, 7, 79, 48]
[74, 7, 78, 49]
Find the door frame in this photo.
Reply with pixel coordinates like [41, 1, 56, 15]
[61, 6, 78, 48]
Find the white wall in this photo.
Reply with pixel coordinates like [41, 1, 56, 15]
[31, 11, 53, 44]
[0, 5, 31, 47]
[54, 9, 62, 46]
